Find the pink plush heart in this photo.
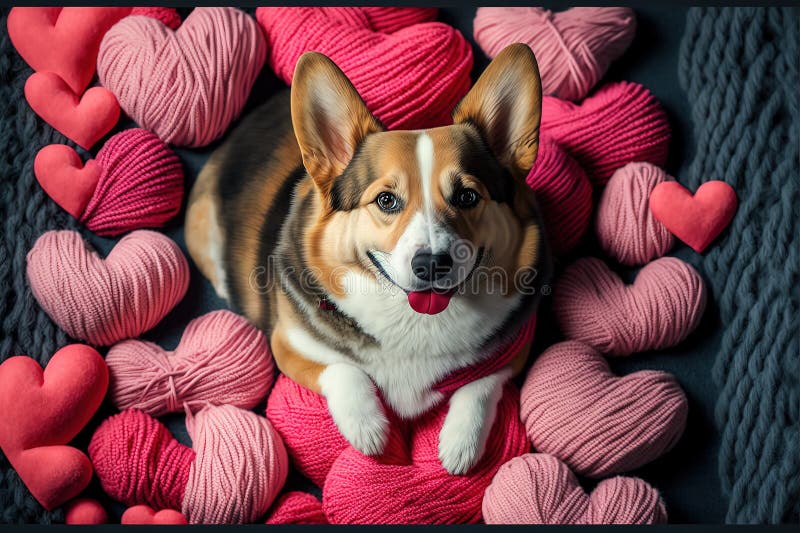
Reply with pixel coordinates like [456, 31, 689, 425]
[323, 385, 528, 524]
[65, 498, 108, 525]
[25, 72, 120, 149]
[122, 505, 188, 525]
[0, 345, 108, 510]
[521, 341, 687, 478]
[483, 453, 667, 524]
[106, 310, 273, 416]
[256, 7, 472, 130]
[34, 129, 184, 236]
[26, 230, 189, 346]
[649, 180, 738, 253]
[8, 7, 132, 94]
[34, 144, 100, 219]
[97, 7, 267, 147]
[554, 257, 707, 356]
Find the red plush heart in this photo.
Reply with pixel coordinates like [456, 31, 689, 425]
[25, 72, 120, 150]
[0, 345, 108, 510]
[33, 144, 100, 219]
[483, 453, 667, 524]
[122, 505, 188, 525]
[7, 7, 132, 94]
[520, 341, 687, 478]
[649, 180, 738, 253]
[321, 384, 527, 524]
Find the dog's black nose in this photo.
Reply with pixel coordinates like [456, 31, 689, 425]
[411, 251, 453, 281]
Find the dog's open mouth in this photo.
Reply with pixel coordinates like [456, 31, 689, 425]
[366, 248, 484, 315]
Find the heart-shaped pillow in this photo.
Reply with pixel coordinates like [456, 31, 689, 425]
[267, 376, 529, 524]
[483, 453, 667, 524]
[34, 129, 184, 236]
[521, 341, 687, 478]
[554, 257, 707, 356]
[106, 309, 273, 416]
[98, 7, 266, 147]
[649, 180, 738, 253]
[255, 7, 472, 130]
[7, 7, 132, 94]
[26, 230, 189, 347]
[25, 72, 120, 150]
[0, 345, 108, 510]
[122, 505, 188, 525]
[474, 7, 636, 101]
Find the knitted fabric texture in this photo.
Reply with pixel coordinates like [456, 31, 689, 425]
[678, 7, 799, 523]
[0, 7, 78, 524]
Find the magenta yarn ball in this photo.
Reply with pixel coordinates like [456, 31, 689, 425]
[596, 162, 675, 266]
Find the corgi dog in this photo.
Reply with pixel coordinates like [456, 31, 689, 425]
[185, 43, 551, 474]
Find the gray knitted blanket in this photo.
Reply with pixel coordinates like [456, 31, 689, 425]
[678, 7, 799, 524]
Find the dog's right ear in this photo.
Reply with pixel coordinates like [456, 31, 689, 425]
[291, 52, 384, 194]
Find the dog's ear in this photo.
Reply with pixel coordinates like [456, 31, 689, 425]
[291, 52, 384, 193]
[453, 43, 542, 181]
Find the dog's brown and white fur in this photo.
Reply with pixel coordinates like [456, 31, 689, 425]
[185, 44, 550, 474]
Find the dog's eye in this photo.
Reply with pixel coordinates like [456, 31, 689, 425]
[453, 188, 481, 209]
[376, 192, 401, 213]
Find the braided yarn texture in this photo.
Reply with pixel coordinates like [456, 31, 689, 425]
[678, 7, 799, 523]
[0, 7, 79, 524]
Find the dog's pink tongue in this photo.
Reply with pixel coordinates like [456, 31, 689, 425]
[407, 290, 452, 315]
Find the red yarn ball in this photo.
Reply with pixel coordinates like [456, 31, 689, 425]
[131, 7, 181, 30]
[527, 137, 593, 255]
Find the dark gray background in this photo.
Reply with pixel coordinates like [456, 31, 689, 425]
[75, 5, 728, 524]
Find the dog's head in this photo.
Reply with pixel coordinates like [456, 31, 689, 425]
[291, 43, 548, 316]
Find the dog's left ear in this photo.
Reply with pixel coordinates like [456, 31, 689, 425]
[453, 43, 542, 181]
[291, 51, 384, 194]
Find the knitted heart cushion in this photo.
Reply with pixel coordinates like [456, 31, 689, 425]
[98, 8, 267, 147]
[256, 7, 472, 130]
[26, 230, 189, 346]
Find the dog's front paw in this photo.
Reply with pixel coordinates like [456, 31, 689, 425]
[438, 404, 486, 475]
[319, 363, 389, 456]
[437, 368, 512, 475]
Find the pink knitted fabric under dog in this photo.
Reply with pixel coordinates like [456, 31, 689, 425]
[265, 492, 327, 525]
[541, 81, 670, 185]
[256, 7, 472, 130]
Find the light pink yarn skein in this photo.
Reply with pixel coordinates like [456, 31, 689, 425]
[596, 162, 675, 266]
[554, 257, 706, 356]
[474, 7, 636, 101]
[482, 453, 667, 524]
[98, 8, 266, 147]
[106, 310, 273, 416]
[183, 405, 288, 524]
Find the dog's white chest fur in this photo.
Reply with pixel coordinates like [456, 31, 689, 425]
[286, 271, 520, 418]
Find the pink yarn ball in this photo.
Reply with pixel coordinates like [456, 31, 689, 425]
[520, 341, 688, 477]
[106, 310, 273, 416]
[90, 405, 288, 524]
[131, 7, 181, 30]
[527, 137, 593, 255]
[82, 128, 184, 237]
[554, 257, 707, 356]
[482, 453, 667, 524]
[98, 7, 266, 147]
[266, 492, 327, 524]
[255, 7, 472, 130]
[474, 7, 636, 101]
[65, 498, 108, 525]
[542, 82, 671, 185]
[26, 230, 189, 347]
[596, 162, 675, 265]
